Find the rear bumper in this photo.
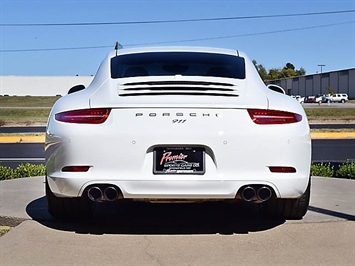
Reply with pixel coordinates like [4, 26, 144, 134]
[47, 175, 309, 200]
[46, 108, 311, 200]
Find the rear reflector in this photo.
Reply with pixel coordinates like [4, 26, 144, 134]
[62, 166, 90, 172]
[248, 109, 302, 124]
[55, 108, 111, 124]
[269, 166, 296, 173]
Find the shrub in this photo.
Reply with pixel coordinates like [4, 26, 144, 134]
[311, 162, 334, 177]
[0, 163, 46, 180]
[13, 163, 46, 178]
[0, 165, 15, 180]
[336, 161, 355, 179]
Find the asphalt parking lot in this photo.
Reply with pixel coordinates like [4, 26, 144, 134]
[0, 102, 354, 265]
[0, 176, 354, 265]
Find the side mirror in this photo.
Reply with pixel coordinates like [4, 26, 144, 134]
[267, 84, 286, 94]
[68, 84, 85, 94]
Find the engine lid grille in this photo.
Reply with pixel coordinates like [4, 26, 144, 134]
[118, 80, 239, 97]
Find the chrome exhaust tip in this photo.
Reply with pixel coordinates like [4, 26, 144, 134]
[87, 186, 103, 202]
[257, 186, 272, 202]
[241, 186, 256, 202]
[104, 186, 119, 201]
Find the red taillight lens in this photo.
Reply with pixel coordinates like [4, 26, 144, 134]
[62, 166, 90, 172]
[269, 166, 296, 173]
[55, 108, 111, 124]
[248, 109, 302, 125]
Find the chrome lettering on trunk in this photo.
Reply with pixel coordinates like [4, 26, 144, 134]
[135, 112, 219, 117]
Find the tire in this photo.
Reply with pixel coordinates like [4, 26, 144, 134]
[46, 176, 93, 219]
[341, 99, 345, 103]
[261, 178, 311, 220]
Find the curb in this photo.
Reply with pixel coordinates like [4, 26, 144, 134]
[0, 132, 355, 143]
[0, 135, 45, 143]
[310, 132, 355, 139]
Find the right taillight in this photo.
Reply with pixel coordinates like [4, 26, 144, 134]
[269, 166, 296, 173]
[248, 109, 302, 125]
[55, 108, 111, 124]
[62, 166, 91, 172]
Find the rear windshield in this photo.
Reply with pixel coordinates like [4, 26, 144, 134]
[111, 52, 245, 79]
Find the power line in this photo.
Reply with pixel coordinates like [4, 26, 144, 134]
[1, 20, 354, 53]
[124, 20, 355, 46]
[1, 10, 354, 27]
[0, 45, 112, 53]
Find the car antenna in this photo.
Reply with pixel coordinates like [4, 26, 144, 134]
[114, 41, 123, 56]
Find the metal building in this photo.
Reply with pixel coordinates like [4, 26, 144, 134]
[267, 68, 355, 99]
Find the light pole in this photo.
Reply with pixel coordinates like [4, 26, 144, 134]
[318, 64, 325, 93]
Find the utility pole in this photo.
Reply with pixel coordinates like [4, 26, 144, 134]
[318, 64, 325, 93]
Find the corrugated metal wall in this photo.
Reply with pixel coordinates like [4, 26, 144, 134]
[1, 69, 354, 98]
[268, 68, 355, 99]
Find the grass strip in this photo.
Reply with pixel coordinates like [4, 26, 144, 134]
[0, 217, 27, 237]
[0, 96, 60, 107]
[305, 108, 355, 121]
[0, 226, 11, 237]
[1, 96, 355, 125]
[0, 109, 50, 125]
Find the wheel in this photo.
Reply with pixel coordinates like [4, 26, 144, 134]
[46, 176, 93, 219]
[261, 178, 311, 220]
[341, 99, 345, 103]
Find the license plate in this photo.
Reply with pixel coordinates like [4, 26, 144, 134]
[153, 147, 205, 174]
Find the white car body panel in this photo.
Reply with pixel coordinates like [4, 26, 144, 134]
[46, 46, 311, 203]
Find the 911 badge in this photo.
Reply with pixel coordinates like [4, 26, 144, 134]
[153, 147, 205, 174]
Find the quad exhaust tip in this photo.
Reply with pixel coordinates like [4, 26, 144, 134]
[241, 186, 256, 201]
[87, 186, 120, 202]
[241, 186, 272, 202]
[104, 186, 119, 201]
[87, 184, 272, 203]
[87, 186, 103, 202]
[257, 186, 272, 202]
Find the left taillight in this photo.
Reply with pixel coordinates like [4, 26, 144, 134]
[55, 108, 111, 124]
[248, 109, 302, 125]
[269, 166, 296, 173]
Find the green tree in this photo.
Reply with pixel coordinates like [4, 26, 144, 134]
[253, 60, 306, 82]
[325, 86, 335, 95]
[297, 67, 306, 76]
[285, 63, 295, 70]
[268, 68, 281, 80]
[253, 60, 268, 81]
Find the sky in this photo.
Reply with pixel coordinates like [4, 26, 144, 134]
[0, 0, 354, 76]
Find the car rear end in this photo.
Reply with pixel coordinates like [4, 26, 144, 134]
[45, 47, 311, 219]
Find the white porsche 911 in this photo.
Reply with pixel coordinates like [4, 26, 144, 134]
[45, 46, 311, 219]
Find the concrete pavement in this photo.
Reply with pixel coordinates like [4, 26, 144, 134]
[0, 176, 354, 223]
[0, 219, 354, 266]
[0, 176, 354, 265]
